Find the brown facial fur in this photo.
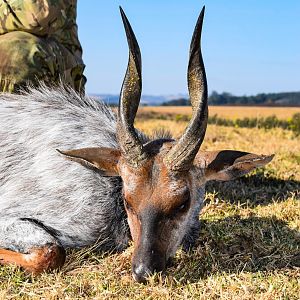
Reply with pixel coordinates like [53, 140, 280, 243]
[119, 143, 193, 215]
[118, 141, 198, 271]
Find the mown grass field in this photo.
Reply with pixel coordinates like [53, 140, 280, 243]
[1, 107, 299, 299]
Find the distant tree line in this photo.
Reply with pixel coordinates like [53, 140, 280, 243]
[161, 91, 300, 106]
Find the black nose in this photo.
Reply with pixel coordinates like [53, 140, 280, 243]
[132, 264, 153, 283]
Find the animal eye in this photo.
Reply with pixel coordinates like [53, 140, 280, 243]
[177, 197, 190, 213]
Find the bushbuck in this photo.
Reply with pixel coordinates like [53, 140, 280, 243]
[0, 7, 273, 283]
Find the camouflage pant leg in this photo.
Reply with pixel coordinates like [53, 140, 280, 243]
[0, 31, 86, 93]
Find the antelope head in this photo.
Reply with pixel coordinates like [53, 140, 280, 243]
[59, 7, 274, 282]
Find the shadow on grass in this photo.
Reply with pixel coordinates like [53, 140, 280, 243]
[170, 215, 300, 284]
[206, 169, 300, 207]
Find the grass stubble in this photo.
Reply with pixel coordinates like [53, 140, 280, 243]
[0, 111, 299, 299]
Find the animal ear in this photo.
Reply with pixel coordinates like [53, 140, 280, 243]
[57, 147, 121, 176]
[194, 150, 274, 182]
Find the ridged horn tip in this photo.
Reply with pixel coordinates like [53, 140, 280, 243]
[163, 6, 208, 172]
[117, 6, 145, 167]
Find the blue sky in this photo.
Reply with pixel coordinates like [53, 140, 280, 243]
[77, 1, 300, 96]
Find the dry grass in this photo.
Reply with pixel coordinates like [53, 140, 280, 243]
[138, 106, 300, 120]
[1, 118, 299, 299]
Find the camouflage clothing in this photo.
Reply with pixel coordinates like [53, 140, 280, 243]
[0, 0, 85, 93]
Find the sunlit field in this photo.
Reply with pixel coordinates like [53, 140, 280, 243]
[1, 107, 299, 299]
[139, 105, 300, 120]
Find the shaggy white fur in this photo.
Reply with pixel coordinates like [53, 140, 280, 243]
[0, 85, 203, 255]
